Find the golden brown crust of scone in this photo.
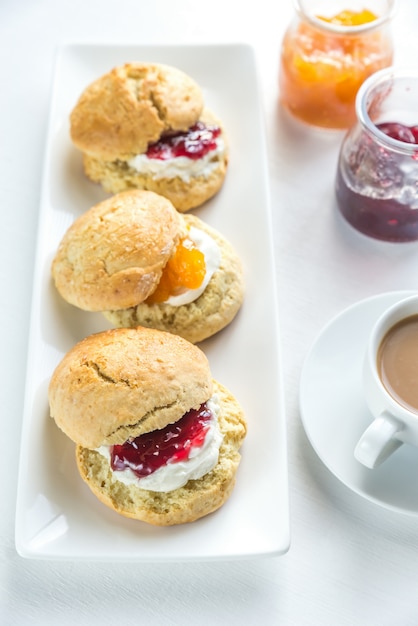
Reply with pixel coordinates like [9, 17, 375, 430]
[48, 326, 213, 449]
[70, 63, 204, 161]
[51, 190, 183, 311]
[103, 214, 245, 344]
[81, 109, 229, 212]
[75, 379, 247, 525]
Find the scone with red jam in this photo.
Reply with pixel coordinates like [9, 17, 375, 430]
[70, 63, 228, 212]
[48, 326, 247, 526]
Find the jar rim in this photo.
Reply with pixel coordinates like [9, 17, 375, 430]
[356, 66, 418, 156]
[293, 0, 397, 35]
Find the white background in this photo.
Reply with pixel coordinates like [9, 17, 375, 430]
[2, 0, 418, 623]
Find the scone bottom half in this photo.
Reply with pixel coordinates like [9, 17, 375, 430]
[48, 326, 247, 525]
[69, 62, 228, 211]
[51, 189, 245, 344]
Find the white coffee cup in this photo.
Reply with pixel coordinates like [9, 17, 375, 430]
[355, 294, 418, 469]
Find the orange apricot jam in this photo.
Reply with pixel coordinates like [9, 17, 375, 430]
[318, 9, 377, 26]
[279, 9, 394, 129]
[145, 236, 206, 304]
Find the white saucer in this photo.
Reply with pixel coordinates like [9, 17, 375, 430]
[300, 290, 418, 515]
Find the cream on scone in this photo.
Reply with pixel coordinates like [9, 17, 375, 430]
[48, 327, 247, 526]
[51, 189, 244, 343]
[70, 63, 228, 212]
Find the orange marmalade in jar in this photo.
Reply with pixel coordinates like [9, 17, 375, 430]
[279, 0, 396, 129]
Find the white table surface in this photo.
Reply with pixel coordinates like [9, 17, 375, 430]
[2, 0, 418, 623]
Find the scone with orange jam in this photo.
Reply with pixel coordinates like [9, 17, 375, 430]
[51, 190, 244, 343]
[48, 326, 247, 526]
[70, 62, 228, 212]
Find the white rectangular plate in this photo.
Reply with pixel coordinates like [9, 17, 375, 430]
[15, 43, 289, 561]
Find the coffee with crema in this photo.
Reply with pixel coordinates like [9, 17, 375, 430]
[378, 314, 418, 413]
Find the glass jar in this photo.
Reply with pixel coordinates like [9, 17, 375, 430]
[335, 68, 418, 242]
[279, 0, 396, 130]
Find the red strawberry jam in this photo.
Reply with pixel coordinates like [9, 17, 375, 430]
[110, 403, 213, 478]
[336, 121, 418, 242]
[146, 122, 221, 160]
[377, 122, 418, 144]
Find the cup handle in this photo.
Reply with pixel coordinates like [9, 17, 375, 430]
[354, 412, 403, 469]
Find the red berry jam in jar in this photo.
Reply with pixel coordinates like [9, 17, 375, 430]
[336, 68, 418, 242]
[110, 403, 213, 478]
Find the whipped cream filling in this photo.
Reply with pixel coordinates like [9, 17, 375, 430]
[127, 138, 225, 183]
[96, 396, 223, 493]
[164, 226, 221, 307]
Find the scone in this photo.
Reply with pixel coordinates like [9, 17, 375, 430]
[51, 189, 244, 343]
[70, 62, 228, 211]
[48, 326, 247, 526]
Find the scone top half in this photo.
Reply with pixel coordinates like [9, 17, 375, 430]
[52, 190, 185, 311]
[48, 326, 213, 449]
[70, 63, 204, 162]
